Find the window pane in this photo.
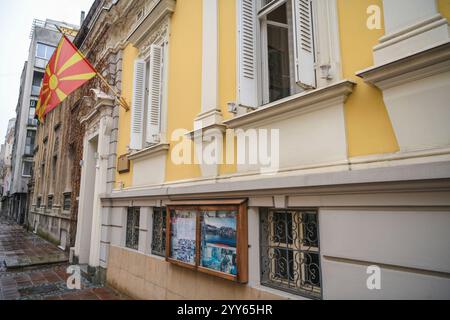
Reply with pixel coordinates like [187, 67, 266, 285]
[267, 3, 287, 24]
[46, 46, 55, 59]
[36, 43, 46, 58]
[169, 209, 196, 265]
[200, 211, 238, 276]
[23, 162, 32, 176]
[267, 24, 291, 102]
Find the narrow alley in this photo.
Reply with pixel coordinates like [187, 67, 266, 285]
[0, 216, 124, 300]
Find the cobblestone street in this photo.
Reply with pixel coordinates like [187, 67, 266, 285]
[0, 217, 125, 300]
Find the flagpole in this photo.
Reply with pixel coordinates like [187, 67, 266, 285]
[53, 24, 130, 112]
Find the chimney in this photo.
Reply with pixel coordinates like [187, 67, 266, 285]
[80, 11, 86, 26]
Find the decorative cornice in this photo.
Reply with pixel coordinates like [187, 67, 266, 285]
[127, 0, 175, 47]
[80, 89, 115, 127]
[128, 143, 170, 161]
[101, 161, 450, 203]
[223, 80, 355, 129]
[186, 124, 227, 140]
[357, 41, 450, 90]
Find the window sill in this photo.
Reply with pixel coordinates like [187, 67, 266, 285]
[128, 143, 170, 161]
[357, 41, 450, 90]
[223, 80, 355, 128]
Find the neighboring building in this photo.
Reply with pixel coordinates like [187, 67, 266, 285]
[8, 19, 78, 225]
[69, 0, 450, 300]
[25, 20, 80, 248]
[0, 119, 16, 216]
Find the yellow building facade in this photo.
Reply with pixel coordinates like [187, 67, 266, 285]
[73, 0, 450, 300]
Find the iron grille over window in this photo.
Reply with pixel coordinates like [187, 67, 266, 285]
[151, 207, 166, 257]
[260, 208, 321, 299]
[126, 207, 140, 250]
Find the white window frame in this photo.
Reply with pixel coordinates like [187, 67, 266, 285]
[258, 0, 300, 105]
[237, 0, 342, 109]
[130, 27, 170, 151]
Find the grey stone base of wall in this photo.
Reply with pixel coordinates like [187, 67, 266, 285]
[75, 258, 107, 286]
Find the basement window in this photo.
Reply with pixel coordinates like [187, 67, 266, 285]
[126, 207, 140, 250]
[260, 208, 321, 299]
[151, 207, 167, 257]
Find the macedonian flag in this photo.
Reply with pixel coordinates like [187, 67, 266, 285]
[36, 34, 97, 122]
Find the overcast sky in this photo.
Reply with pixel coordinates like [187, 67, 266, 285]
[0, 0, 94, 145]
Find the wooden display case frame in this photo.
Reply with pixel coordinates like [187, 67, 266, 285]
[166, 199, 248, 284]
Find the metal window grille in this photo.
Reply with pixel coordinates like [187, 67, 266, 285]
[260, 208, 321, 299]
[126, 207, 140, 250]
[151, 208, 167, 257]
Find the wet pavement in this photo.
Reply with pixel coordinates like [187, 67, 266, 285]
[0, 217, 68, 269]
[0, 216, 126, 300]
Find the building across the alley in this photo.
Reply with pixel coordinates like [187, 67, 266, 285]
[4, 19, 78, 240]
[0, 118, 15, 216]
[7, 0, 450, 300]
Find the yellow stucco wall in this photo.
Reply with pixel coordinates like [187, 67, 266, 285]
[338, 0, 399, 157]
[439, 0, 450, 21]
[117, 0, 416, 188]
[164, 0, 203, 182]
[115, 44, 139, 188]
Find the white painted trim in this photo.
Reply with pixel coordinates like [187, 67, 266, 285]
[223, 80, 355, 128]
[358, 41, 450, 90]
[128, 143, 170, 161]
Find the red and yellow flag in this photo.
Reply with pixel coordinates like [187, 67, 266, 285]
[36, 34, 97, 122]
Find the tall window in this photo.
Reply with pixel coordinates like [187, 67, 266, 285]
[63, 193, 71, 211]
[22, 161, 33, 177]
[151, 207, 167, 257]
[260, 1, 296, 103]
[126, 207, 140, 250]
[260, 208, 321, 299]
[31, 72, 44, 96]
[130, 43, 166, 150]
[238, 0, 316, 107]
[47, 195, 54, 210]
[24, 130, 36, 155]
[29, 100, 38, 126]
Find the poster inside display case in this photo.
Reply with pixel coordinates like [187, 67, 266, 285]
[200, 211, 237, 276]
[166, 200, 248, 283]
[169, 210, 196, 265]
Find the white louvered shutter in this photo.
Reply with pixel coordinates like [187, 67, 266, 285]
[237, 0, 258, 108]
[130, 59, 146, 150]
[293, 0, 316, 89]
[146, 45, 163, 145]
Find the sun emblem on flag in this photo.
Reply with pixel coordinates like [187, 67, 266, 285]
[36, 35, 97, 122]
